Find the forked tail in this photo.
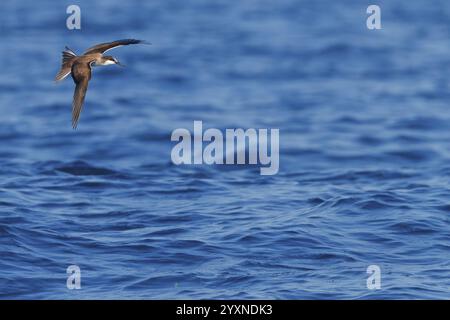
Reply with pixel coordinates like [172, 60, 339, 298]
[55, 47, 77, 82]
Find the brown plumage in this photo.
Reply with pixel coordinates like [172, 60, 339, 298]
[55, 39, 146, 129]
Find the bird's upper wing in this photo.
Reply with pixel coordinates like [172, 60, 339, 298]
[71, 61, 92, 129]
[83, 39, 144, 55]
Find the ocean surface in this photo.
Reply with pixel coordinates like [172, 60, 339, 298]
[1, 0, 450, 299]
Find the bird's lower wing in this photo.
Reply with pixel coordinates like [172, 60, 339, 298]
[72, 78, 89, 129]
[55, 67, 72, 81]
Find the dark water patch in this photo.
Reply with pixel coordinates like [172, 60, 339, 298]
[55, 161, 118, 176]
[390, 117, 448, 131]
[334, 115, 364, 124]
[357, 200, 393, 210]
[308, 252, 357, 263]
[151, 213, 203, 224]
[151, 187, 204, 195]
[0, 200, 16, 207]
[434, 204, 450, 212]
[357, 135, 384, 146]
[390, 221, 437, 235]
[72, 181, 123, 189]
[386, 149, 435, 162]
[370, 193, 407, 204]
[299, 170, 414, 184]
[147, 228, 187, 236]
[0, 130, 27, 141]
[307, 197, 325, 205]
[213, 275, 255, 287]
[284, 148, 323, 157]
[132, 131, 170, 142]
[404, 183, 429, 190]
[316, 43, 353, 56]
[393, 134, 426, 143]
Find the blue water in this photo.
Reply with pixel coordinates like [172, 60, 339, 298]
[1, 0, 450, 299]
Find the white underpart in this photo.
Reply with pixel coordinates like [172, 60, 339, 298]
[102, 60, 116, 65]
[95, 59, 116, 66]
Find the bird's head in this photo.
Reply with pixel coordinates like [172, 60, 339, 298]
[102, 56, 124, 67]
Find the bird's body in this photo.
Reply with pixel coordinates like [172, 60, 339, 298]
[55, 39, 145, 128]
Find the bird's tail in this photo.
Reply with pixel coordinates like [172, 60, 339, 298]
[55, 47, 77, 82]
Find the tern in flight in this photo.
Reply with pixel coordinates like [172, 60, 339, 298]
[55, 39, 146, 129]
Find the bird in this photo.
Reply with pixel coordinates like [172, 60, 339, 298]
[55, 39, 146, 129]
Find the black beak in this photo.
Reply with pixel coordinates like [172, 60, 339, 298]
[116, 61, 125, 67]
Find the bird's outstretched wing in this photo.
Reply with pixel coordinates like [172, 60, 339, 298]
[83, 39, 144, 55]
[71, 61, 92, 129]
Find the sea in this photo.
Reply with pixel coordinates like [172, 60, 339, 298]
[0, 0, 449, 299]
